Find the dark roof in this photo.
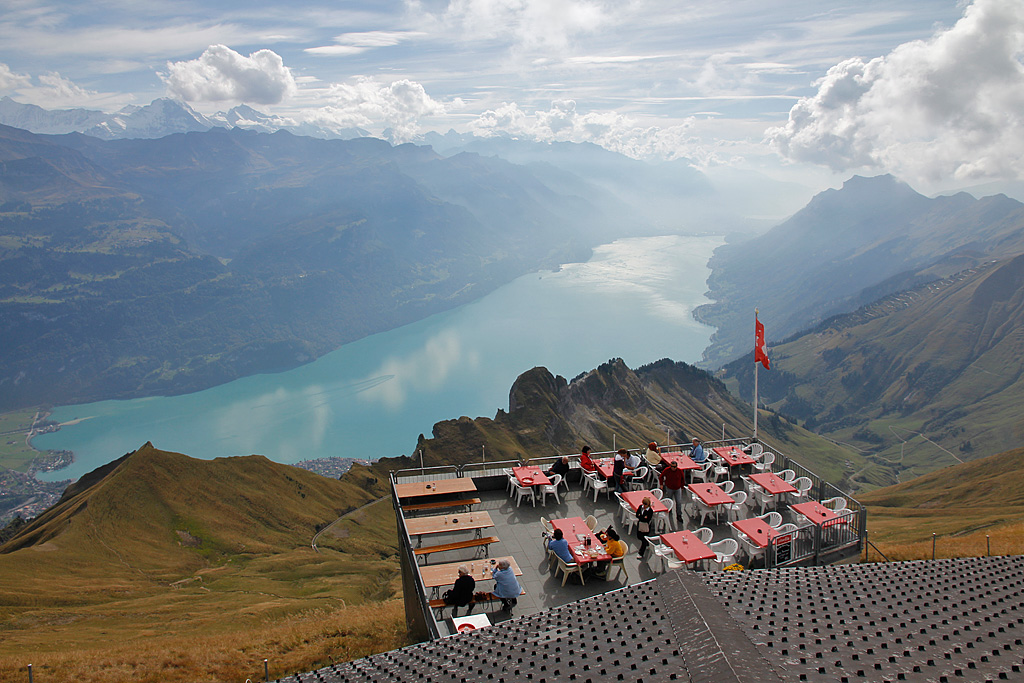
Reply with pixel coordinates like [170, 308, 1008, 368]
[279, 556, 1024, 683]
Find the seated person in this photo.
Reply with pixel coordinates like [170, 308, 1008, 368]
[613, 448, 627, 492]
[591, 528, 627, 579]
[546, 455, 570, 478]
[689, 437, 706, 463]
[625, 449, 642, 470]
[579, 446, 597, 473]
[443, 565, 476, 617]
[491, 559, 522, 613]
[544, 528, 574, 564]
[644, 442, 664, 471]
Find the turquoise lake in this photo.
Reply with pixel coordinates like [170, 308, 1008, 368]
[34, 234, 723, 481]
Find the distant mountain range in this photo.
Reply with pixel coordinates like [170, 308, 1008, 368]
[698, 174, 1024, 367]
[0, 123, 649, 410]
[721, 252, 1024, 486]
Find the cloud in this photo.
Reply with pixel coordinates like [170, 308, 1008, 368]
[310, 77, 459, 142]
[358, 330, 476, 410]
[468, 99, 708, 162]
[0, 62, 31, 91]
[767, 0, 1024, 183]
[305, 30, 423, 56]
[410, 0, 610, 52]
[162, 44, 296, 104]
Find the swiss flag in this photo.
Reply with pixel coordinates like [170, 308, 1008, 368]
[755, 316, 770, 369]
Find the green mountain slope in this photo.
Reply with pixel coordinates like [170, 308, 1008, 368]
[698, 175, 1024, 367]
[722, 254, 1024, 487]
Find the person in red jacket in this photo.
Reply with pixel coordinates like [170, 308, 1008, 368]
[659, 459, 686, 523]
[579, 445, 596, 474]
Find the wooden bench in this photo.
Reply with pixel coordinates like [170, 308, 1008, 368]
[415, 536, 499, 564]
[403, 497, 482, 514]
[428, 588, 527, 617]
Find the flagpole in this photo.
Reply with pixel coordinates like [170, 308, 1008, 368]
[754, 309, 759, 440]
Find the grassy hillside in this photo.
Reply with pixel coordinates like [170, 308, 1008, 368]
[0, 443, 405, 683]
[862, 447, 1024, 561]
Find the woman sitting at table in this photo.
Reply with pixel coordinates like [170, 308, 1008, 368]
[579, 445, 597, 474]
[491, 559, 522, 613]
[591, 528, 627, 579]
[443, 565, 476, 617]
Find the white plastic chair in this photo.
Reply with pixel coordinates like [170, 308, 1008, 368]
[695, 497, 718, 527]
[726, 491, 748, 521]
[777, 469, 796, 483]
[584, 514, 598, 531]
[585, 471, 610, 501]
[693, 527, 713, 544]
[503, 469, 516, 495]
[775, 523, 798, 534]
[554, 555, 585, 586]
[790, 477, 813, 504]
[753, 486, 775, 515]
[712, 458, 730, 483]
[754, 452, 776, 474]
[823, 496, 847, 511]
[606, 554, 629, 582]
[539, 474, 562, 506]
[720, 480, 735, 495]
[710, 538, 738, 570]
[749, 442, 763, 457]
[650, 488, 664, 500]
[629, 466, 649, 490]
[540, 516, 554, 534]
[690, 461, 715, 484]
[758, 511, 783, 528]
[510, 479, 536, 507]
[738, 533, 764, 564]
[655, 498, 676, 533]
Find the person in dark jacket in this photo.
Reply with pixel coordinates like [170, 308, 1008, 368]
[444, 564, 476, 617]
[546, 456, 570, 478]
[635, 496, 656, 559]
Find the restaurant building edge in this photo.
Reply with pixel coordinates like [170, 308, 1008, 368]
[391, 436, 865, 643]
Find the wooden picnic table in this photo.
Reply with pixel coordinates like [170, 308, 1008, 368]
[395, 478, 477, 499]
[405, 511, 494, 546]
[419, 556, 522, 597]
[660, 530, 715, 565]
[512, 465, 550, 487]
[731, 517, 779, 548]
[549, 516, 610, 565]
[621, 489, 668, 514]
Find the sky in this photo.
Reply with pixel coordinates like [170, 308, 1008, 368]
[1, 0, 1022, 196]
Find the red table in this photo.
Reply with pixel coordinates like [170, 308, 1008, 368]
[688, 482, 733, 506]
[549, 516, 610, 564]
[660, 452, 699, 471]
[731, 517, 779, 548]
[660, 530, 715, 565]
[791, 501, 847, 527]
[713, 445, 755, 467]
[748, 472, 797, 495]
[621, 489, 668, 514]
[596, 458, 632, 481]
[512, 465, 550, 487]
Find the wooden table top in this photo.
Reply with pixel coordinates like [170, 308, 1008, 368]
[419, 556, 522, 588]
[549, 516, 610, 564]
[731, 517, 779, 548]
[621, 489, 668, 513]
[396, 478, 477, 499]
[660, 530, 715, 563]
[688, 482, 733, 506]
[405, 511, 494, 537]
[748, 472, 797, 495]
[713, 445, 755, 467]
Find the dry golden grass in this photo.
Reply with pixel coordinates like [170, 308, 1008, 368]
[0, 599, 409, 683]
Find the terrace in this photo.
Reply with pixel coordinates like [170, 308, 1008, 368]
[391, 437, 864, 641]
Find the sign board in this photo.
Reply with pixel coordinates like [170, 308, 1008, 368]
[774, 533, 793, 564]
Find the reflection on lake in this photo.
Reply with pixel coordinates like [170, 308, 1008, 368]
[35, 235, 723, 481]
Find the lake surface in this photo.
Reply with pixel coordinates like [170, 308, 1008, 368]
[35, 234, 723, 481]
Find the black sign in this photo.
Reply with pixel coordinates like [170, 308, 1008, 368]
[774, 534, 792, 564]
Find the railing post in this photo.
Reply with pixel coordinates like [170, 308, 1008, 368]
[932, 533, 936, 560]
[264, 658, 269, 682]
[987, 535, 991, 556]
[27, 664, 32, 683]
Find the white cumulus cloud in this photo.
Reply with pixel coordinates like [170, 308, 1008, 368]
[469, 100, 706, 162]
[767, 0, 1024, 183]
[162, 44, 296, 104]
[0, 62, 31, 91]
[311, 77, 459, 142]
